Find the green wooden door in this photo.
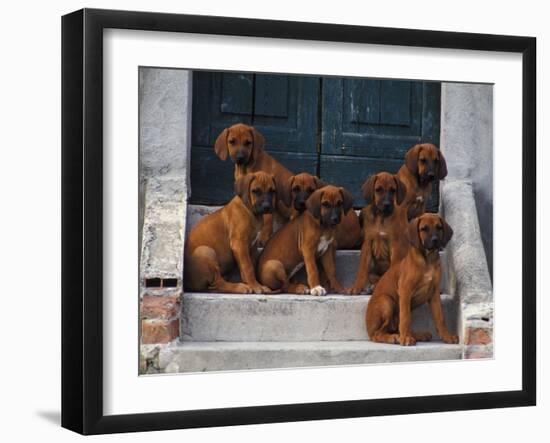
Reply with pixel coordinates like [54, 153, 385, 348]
[320, 78, 441, 210]
[190, 71, 319, 205]
[191, 72, 441, 210]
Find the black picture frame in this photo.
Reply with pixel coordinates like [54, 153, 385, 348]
[61, 8, 536, 435]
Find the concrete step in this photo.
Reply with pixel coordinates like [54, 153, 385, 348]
[158, 340, 464, 373]
[181, 292, 457, 342]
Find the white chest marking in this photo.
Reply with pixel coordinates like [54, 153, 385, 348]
[317, 235, 334, 255]
[379, 231, 388, 237]
[252, 232, 261, 246]
[289, 262, 304, 279]
[416, 196, 424, 203]
[424, 272, 433, 282]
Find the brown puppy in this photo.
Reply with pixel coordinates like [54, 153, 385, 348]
[184, 171, 276, 294]
[396, 143, 448, 220]
[365, 214, 458, 346]
[214, 123, 293, 245]
[258, 185, 353, 295]
[280, 172, 362, 249]
[347, 172, 408, 295]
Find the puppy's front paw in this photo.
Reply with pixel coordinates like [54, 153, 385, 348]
[293, 284, 310, 295]
[310, 285, 327, 297]
[399, 334, 417, 346]
[235, 283, 253, 294]
[442, 334, 459, 344]
[249, 284, 271, 294]
[346, 286, 363, 295]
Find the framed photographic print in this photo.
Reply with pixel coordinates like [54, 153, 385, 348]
[61, 8, 536, 435]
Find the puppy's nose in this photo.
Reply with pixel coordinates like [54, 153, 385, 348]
[330, 214, 340, 224]
[430, 235, 440, 248]
[261, 201, 272, 213]
[427, 171, 436, 181]
[295, 200, 306, 210]
[383, 200, 392, 209]
[235, 152, 246, 164]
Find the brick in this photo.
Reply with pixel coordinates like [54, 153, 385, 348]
[465, 327, 492, 345]
[464, 345, 493, 359]
[141, 319, 179, 344]
[140, 295, 180, 320]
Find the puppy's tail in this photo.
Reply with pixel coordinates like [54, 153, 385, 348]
[259, 259, 288, 292]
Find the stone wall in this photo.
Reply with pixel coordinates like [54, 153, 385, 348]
[139, 68, 192, 367]
[440, 83, 493, 278]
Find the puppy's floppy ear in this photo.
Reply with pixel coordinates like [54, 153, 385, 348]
[408, 217, 421, 249]
[251, 126, 265, 151]
[339, 187, 354, 215]
[234, 174, 254, 207]
[405, 144, 421, 175]
[314, 176, 328, 189]
[441, 217, 454, 247]
[438, 149, 448, 180]
[361, 175, 376, 204]
[279, 175, 294, 207]
[394, 176, 407, 205]
[214, 128, 229, 161]
[270, 174, 278, 204]
[306, 189, 323, 220]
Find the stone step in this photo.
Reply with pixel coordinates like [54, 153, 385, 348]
[158, 340, 464, 373]
[181, 292, 457, 342]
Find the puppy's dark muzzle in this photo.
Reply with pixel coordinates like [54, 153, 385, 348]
[377, 199, 393, 215]
[329, 210, 341, 226]
[427, 236, 440, 250]
[235, 152, 248, 165]
[261, 202, 273, 214]
[294, 199, 306, 212]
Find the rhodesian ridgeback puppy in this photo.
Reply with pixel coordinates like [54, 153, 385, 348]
[184, 171, 276, 294]
[279, 172, 362, 249]
[365, 213, 458, 346]
[214, 123, 293, 245]
[258, 185, 353, 295]
[347, 172, 408, 295]
[396, 143, 448, 220]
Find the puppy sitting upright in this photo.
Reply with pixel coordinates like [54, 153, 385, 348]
[214, 123, 293, 245]
[348, 172, 408, 295]
[184, 171, 276, 294]
[258, 185, 353, 295]
[396, 143, 448, 220]
[280, 172, 362, 249]
[366, 213, 458, 346]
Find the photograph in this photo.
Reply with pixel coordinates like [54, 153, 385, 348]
[138, 68, 494, 374]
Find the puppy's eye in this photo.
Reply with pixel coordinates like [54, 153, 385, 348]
[336, 200, 343, 206]
[375, 187, 383, 193]
[389, 188, 395, 194]
[292, 186, 300, 193]
[268, 188, 275, 194]
[228, 139, 236, 145]
[436, 224, 443, 230]
[322, 201, 331, 208]
[420, 225, 429, 232]
[306, 187, 314, 194]
[243, 140, 252, 146]
[434, 159, 439, 163]
[420, 158, 427, 164]
[252, 189, 261, 195]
